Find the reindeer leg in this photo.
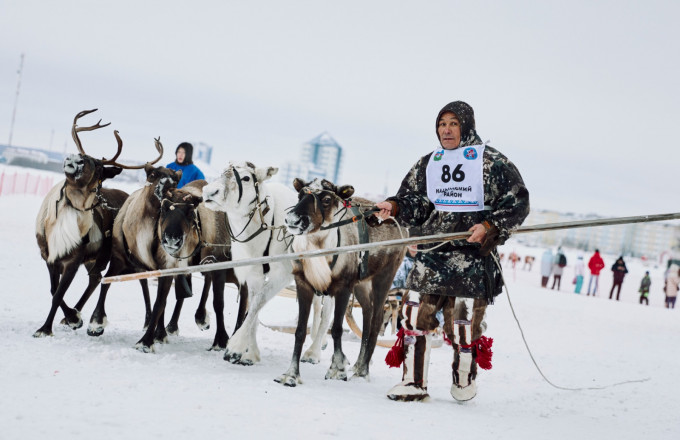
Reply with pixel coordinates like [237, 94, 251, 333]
[140, 279, 151, 330]
[225, 273, 282, 366]
[195, 273, 212, 331]
[351, 282, 372, 377]
[234, 282, 248, 332]
[63, 262, 102, 330]
[87, 283, 111, 336]
[154, 309, 168, 344]
[302, 295, 334, 364]
[325, 287, 352, 381]
[210, 270, 228, 350]
[45, 262, 81, 330]
[165, 275, 191, 335]
[354, 274, 393, 379]
[34, 258, 83, 337]
[166, 298, 183, 336]
[136, 276, 172, 353]
[88, 252, 126, 336]
[276, 282, 314, 386]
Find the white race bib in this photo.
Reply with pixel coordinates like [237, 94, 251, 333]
[425, 145, 485, 212]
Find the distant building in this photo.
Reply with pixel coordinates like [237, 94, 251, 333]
[0, 144, 65, 173]
[193, 142, 213, 165]
[276, 132, 344, 188]
[519, 208, 680, 261]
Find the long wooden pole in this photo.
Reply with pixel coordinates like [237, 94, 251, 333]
[102, 212, 680, 284]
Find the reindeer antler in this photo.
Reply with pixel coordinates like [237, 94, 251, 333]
[102, 135, 165, 170]
[102, 130, 124, 165]
[71, 109, 111, 155]
[71, 109, 166, 169]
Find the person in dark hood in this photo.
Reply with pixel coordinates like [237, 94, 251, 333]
[166, 142, 205, 188]
[609, 256, 628, 301]
[374, 101, 530, 402]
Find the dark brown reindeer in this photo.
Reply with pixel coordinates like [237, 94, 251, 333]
[34, 109, 154, 337]
[141, 183, 247, 352]
[276, 178, 406, 386]
[89, 171, 247, 351]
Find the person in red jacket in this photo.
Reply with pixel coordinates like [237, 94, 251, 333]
[587, 249, 605, 296]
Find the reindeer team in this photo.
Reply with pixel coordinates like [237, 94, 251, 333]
[34, 109, 405, 387]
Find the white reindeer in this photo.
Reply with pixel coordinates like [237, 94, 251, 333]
[202, 161, 331, 366]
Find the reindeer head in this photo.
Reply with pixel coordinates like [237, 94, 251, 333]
[285, 178, 354, 235]
[158, 188, 202, 258]
[202, 161, 277, 213]
[63, 153, 122, 192]
[63, 110, 123, 195]
[143, 163, 182, 202]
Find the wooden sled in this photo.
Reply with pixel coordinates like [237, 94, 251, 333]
[345, 288, 444, 348]
[262, 286, 443, 349]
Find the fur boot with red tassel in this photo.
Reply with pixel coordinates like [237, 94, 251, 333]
[386, 332, 432, 401]
[451, 318, 493, 401]
[385, 290, 432, 402]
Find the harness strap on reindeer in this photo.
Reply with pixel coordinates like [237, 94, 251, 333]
[56, 179, 120, 216]
[228, 166, 286, 276]
[310, 194, 375, 293]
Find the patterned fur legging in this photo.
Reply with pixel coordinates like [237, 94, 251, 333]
[415, 294, 488, 338]
[415, 294, 488, 377]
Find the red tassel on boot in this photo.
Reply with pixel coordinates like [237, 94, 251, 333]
[473, 335, 494, 370]
[385, 327, 405, 368]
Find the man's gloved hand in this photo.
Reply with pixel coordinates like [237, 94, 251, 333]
[367, 201, 398, 227]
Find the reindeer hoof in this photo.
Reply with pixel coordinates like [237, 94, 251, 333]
[301, 353, 320, 364]
[209, 335, 227, 351]
[33, 328, 53, 338]
[351, 363, 370, 378]
[86, 327, 104, 337]
[60, 313, 83, 330]
[195, 312, 210, 331]
[224, 350, 241, 363]
[325, 369, 348, 381]
[274, 374, 302, 387]
[351, 372, 370, 382]
[224, 350, 254, 366]
[134, 341, 155, 353]
[154, 328, 168, 343]
[165, 322, 179, 335]
[87, 317, 107, 337]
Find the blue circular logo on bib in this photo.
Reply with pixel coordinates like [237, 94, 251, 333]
[463, 147, 478, 160]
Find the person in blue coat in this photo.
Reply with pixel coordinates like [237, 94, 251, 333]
[166, 142, 205, 188]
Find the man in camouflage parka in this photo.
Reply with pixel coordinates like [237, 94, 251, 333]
[375, 101, 529, 402]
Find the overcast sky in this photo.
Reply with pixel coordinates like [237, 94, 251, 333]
[1, 0, 679, 217]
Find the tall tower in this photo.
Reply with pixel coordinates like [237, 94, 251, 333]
[301, 132, 343, 183]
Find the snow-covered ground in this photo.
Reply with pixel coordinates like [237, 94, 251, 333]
[1, 192, 679, 440]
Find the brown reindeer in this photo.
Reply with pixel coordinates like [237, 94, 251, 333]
[276, 178, 406, 385]
[89, 170, 246, 351]
[86, 158, 182, 338]
[34, 109, 156, 337]
[147, 183, 247, 351]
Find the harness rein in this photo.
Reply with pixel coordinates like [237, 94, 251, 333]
[299, 188, 375, 294]
[226, 165, 292, 274]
